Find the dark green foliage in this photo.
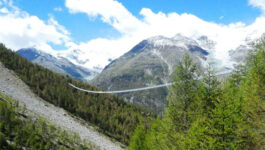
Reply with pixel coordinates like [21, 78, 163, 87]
[129, 38, 265, 149]
[166, 54, 199, 132]
[0, 93, 92, 150]
[0, 44, 155, 145]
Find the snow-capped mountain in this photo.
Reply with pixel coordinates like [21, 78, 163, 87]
[16, 33, 256, 113]
[57, 49, 103, 73]
[54, 33, 260, 75]
[91, 34, 215, 113]
[17, 48, 99, 81]
[91, 34, 258, 113]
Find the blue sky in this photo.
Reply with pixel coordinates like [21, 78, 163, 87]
[11, 0, 261, 44]
[13, 0, 121, 44]
[1, 0, 265, 69]
[119, 0, 260, 23]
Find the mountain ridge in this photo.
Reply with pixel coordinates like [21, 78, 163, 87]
[17, 48, 99, 81]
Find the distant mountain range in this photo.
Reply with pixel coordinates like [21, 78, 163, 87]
[16, 34, 252, 114]
[17, 48, 99, 81]
[91, 34, 251, 113]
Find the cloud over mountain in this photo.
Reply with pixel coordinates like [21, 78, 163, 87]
[63, 0, 265, 69]
[1, 0, 265, 70]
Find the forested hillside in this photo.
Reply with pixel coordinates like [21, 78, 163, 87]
[0, 44, 155, 145]
[0, 92, 93, 150]
[129, 38, 265, 149]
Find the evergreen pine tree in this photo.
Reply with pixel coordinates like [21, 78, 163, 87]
[166, 53, 199, 131]
[161, 54, 200, 149]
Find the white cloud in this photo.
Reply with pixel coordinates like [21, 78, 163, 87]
[249, 0, 265, 13]
[65, 0, 143, 35]
[0, 7, 8, 13]
[0, 0, 69, 53]
[1, 0, 265, 71]
[54, 7, 63, 12]
[63, 0, 265, 70]
[59, 35, 142, 70]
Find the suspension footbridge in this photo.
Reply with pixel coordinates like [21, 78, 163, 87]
[69, 71, 231, 94]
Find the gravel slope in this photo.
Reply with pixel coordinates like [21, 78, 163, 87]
[0, 62, 123, 150]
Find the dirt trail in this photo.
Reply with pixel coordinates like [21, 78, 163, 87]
[0, 62, 123, 150]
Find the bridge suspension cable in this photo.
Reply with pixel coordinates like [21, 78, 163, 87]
[69, 71, 231, 94]
[69, 82, 174, 94]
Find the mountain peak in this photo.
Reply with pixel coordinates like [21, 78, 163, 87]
[196, 35, 216, 50]
[92, 35, 211, 113]
[144, 34, 199, 48]
[173, 33, 188, 40]
[146, 35, 172, 46]
[18, 48, 41, 54]
[147, 35, 168, 41]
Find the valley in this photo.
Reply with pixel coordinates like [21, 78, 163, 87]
[1, 0, 265, 149]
